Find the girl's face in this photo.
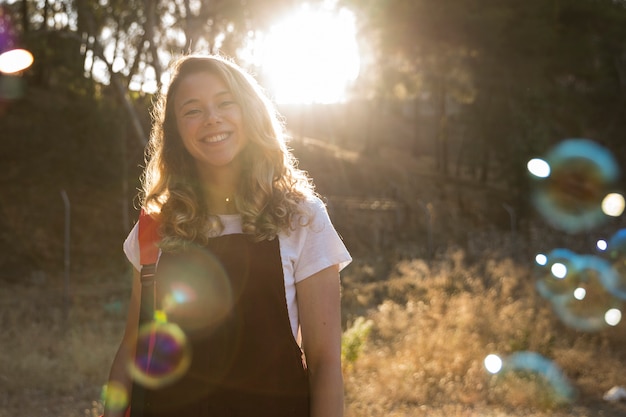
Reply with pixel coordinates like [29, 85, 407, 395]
[174, 71, 248, 175]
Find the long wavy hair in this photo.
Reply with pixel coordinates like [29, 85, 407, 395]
[141, 54, 315, 248]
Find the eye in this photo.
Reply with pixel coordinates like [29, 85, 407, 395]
[219, 100, 235, 108]
[183, 108, 201, 116]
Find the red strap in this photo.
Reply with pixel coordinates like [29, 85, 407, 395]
[138, 209, 160, 265]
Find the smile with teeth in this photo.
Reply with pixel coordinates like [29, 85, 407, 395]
[202, 132, 230, 143]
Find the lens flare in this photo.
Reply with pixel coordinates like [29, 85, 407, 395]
[129, 321, 192, 389]
[530, 139, 619, 233]
[157, 245, 233, 335]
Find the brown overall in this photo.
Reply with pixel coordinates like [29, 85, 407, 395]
[137, 234, 310, 416]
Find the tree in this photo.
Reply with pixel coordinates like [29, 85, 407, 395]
[343, 0, 626, 187]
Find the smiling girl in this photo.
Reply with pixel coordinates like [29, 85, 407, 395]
[103, 54, 351, 417]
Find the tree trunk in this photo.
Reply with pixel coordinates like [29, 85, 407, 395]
[435, 76, 449, 176]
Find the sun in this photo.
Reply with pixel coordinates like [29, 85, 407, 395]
[257, 2, 361, 104]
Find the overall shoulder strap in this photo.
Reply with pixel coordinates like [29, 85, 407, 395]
[137, 209, 160, 325]
[130, 210, 161, 417]
[138, 209, 160, 266]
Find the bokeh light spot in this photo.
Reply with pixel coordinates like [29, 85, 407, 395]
[527, 158, 551, 178]
[602, 193, 625, 217]
[535, 253, 548, 266]
[101, 381, 129, 412]
[484, 354, 503, 374]
[573, 287, 586, 300]
[597, 239, 607, 251]
[605, 308, 622, 326]
[551, 263, 567, 279]
[0, 49, 34, 74]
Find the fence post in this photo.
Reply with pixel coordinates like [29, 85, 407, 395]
[61, 189, 71, 325]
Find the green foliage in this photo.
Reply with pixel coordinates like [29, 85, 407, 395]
[342, 316, 374, 366]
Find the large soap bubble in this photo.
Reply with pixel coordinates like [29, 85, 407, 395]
[529, 139, 620, 233]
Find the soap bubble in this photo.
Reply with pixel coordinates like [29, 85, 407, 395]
[530, 139, 619, 233]
[604, 229, 626, 300]
[550, 255, 624, 332]
[502, 351, 577, 404]
[535, 248, 581, 300]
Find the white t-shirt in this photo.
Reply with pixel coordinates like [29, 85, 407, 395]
[123, 196, 352, 340]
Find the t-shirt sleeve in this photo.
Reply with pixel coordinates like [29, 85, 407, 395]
[123, 221, 141, 271]
[292, 196, 352, 283]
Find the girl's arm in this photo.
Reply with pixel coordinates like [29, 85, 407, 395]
[296, 264, 344, 417]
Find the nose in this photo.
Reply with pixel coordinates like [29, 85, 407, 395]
[204, 108, 222, 125]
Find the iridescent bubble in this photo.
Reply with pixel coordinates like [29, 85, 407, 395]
[101, 381, 129, 412]
[535, 248, 581, 300]
[157, 245, 233, 335]
[501, 351, 577, 404]
[128, 321, 192, 389]
[605, 229, 626, 300]
[530, 139, 619, 233]
[550, 255, 624, 332]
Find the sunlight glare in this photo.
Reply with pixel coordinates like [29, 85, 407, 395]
[259, 2, 360, 104]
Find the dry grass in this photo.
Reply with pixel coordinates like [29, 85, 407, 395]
[0, 282, 127, 417]
[3, 246, 626, 417]
[341, 248, 626, 417]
